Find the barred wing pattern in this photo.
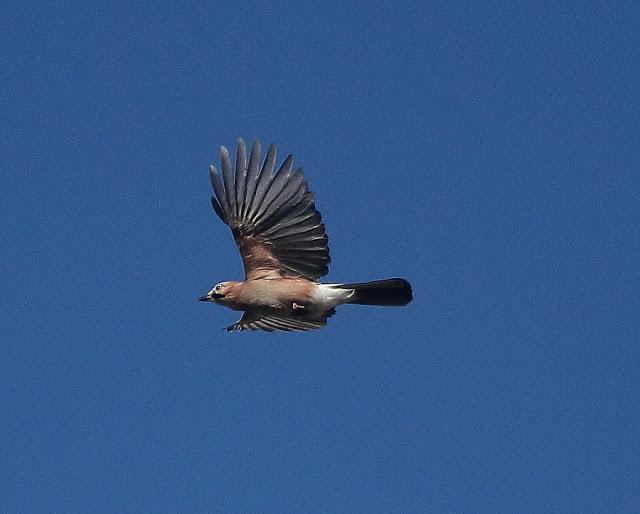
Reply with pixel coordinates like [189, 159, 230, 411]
[227, 308, 336, 333]
[209, 139, 330, 281]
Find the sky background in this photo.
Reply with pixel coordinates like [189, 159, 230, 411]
[3, 2, 639, 512]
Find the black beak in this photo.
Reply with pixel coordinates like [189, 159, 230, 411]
[199, 293, 223, 301]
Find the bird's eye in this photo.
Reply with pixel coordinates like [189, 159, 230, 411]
[215, 285, 221, 292]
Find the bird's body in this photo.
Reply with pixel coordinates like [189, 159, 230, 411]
[217, 278, 318, 311]
[200, 139, 412, 332]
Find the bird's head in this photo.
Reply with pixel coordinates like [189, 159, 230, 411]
[199, 281, 234, 304]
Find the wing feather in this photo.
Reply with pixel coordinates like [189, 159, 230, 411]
[253, 175, 308, 231]
[275, 234, 328, 248]
[210, 196, 227, 225]
[209, 166, 230, 223]
[209, 139, 330, 281]
[269, 223, 326, 241]
[261, 199, 318, 236]
[220, 146, 237, 218]
[247, 144, 277, 220]
[253, 155, 294, 222]
[242, 140, 262, 219]
[227, 309, 331, 332]
[234, 139, 248, 219]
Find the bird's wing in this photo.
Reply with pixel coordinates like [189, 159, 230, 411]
[209, 139, 330, 282]
[226, 308, 336, 333]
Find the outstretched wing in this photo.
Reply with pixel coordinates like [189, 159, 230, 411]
[227, 308, 336, 333]
[209, 139, 330, 281]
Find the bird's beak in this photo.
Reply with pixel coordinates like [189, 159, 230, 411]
[199, 293, 224, 301]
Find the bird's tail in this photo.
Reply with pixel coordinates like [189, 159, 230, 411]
[336, 278, 412, 306]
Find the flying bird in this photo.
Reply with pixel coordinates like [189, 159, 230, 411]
[200, 139, 412, 332]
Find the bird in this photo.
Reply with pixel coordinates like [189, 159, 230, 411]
[199, 138, 412, 332]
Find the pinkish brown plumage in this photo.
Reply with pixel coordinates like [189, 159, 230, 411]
[199, 138, 412, 332]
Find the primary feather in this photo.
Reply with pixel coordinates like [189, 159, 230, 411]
[209, 138, 330, 281]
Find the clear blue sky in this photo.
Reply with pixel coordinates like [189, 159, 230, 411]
[3, 2, 639, 512]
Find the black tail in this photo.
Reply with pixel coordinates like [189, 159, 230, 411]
[338, 278, 413, 306]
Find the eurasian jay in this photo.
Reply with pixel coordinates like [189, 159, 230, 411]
[199, 139, 412, 332]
